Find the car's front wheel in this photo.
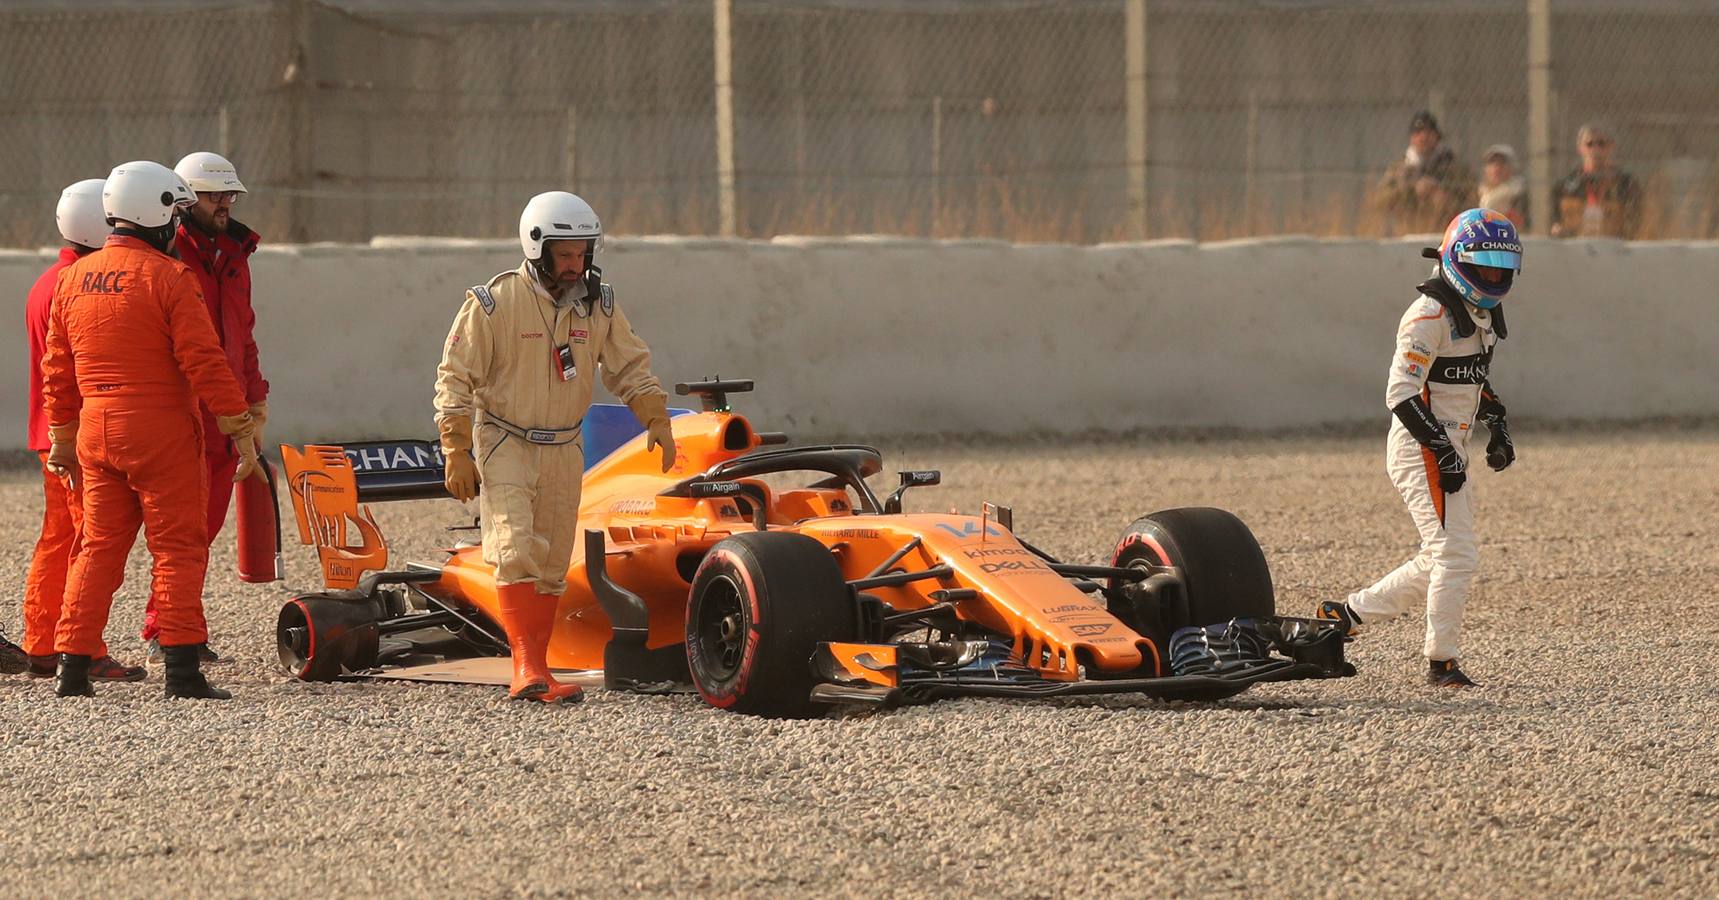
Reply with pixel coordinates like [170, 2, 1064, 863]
[685, 532, 857, 718]
[1108, 506, 1276, 634]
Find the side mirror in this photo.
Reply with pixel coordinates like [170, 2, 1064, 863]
[883, 470, 941, 515]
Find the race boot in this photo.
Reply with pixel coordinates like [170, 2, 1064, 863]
[497, 582, 583, 705]
[1316, 600, 1363, 637]
[90, 655, 148, 682]
[162, 644, 232, 700]
[27, 655, 57, 679]
[1427, 658, 1478, 688]
[55, 654, 96, 698]
[0, 631, 26, 674]
[147, 638, 220, 665]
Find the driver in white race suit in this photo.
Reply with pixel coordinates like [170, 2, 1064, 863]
[1319, 208, 1522, 688]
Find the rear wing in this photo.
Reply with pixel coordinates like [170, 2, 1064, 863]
[335, 440, 451, 502]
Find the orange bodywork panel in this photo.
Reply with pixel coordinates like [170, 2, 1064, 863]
[283, 409, 1162, 681]
[427, 411, 777, 670]
[796, 516, 1157, 679]
[822, 643, 900, 688]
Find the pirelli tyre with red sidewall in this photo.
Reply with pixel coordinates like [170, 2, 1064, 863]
[685, 532, 859, 719]
[277, 592, 386, 681]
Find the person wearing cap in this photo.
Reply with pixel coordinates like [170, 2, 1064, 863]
[136, 152, 270, 664]
[1478, 144, 1528, 229]
[1552, 123, 1642, 238]
[1373, 110, 1475, 235]
[9, 180, 149, 682]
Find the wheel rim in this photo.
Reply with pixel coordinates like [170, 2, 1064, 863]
[695, 574, 747, 680]
[1108, 541, 1165, 593]
[277, 603, 312, 675]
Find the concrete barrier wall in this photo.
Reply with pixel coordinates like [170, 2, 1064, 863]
[3, 235, 1714, 448]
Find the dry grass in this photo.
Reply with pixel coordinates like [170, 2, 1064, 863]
[604, 174, 1719, 245]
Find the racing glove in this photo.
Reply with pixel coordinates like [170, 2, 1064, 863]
[1478, 385, 1514, 472]
[439, 415, 480, 502]
[46, 422, 80, 490]
[628, 393, 676, 473]
[1390, 396, 1466, 494]
[1483, 426, 1514, 472]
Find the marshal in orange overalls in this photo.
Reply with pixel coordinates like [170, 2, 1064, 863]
[41, 235, 253, 656]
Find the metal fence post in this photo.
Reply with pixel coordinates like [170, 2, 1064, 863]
[286, 0, 312, 243]
[714, 0, 737, 237]
[564, 105, 578, 189]
[1527, 0, 1552, 235]
[1125, 0, 1148, 241]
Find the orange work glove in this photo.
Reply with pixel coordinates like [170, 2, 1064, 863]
[628, 393, 675, 473]
[215, 411, 258, 445]
[232, 433, 261, 483]
[248, 400, 268, 449]
[46, 422, 80, 490]
[439, 415, 479, 502]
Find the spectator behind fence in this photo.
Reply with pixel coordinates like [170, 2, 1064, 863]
[1373, 110, 1475, 235]
[1552, 123, 1642, 238]
[1478, 145, 1527, 228]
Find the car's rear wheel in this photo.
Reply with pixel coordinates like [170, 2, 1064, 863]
[1108, 507, 1275, 634]
[277, 594, 383, 681]
[685, 532, 858, 718]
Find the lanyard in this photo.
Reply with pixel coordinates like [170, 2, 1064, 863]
[532, 293, 563, 337]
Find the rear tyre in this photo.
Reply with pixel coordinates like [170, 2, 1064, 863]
[1109, 507, 1275, 633]
[277, 594, 383, 681]
[685, 532, 857, 719]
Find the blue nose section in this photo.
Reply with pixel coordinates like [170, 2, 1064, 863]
[583, 403, 694, 470]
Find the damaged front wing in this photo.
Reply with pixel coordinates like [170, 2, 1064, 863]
[809, 615, 1354, 708]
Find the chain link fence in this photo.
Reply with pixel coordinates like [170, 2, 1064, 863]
[2, 0, 1716, 247]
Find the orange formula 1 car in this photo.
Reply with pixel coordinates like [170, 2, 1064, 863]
[276, 379, 1352, 718]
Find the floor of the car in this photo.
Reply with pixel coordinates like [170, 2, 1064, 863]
[361, 658, 600, 686]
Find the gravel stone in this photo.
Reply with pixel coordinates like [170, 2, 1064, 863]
[2, 425, 1715, 896]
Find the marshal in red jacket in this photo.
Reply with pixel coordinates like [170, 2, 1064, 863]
[174, 219, 268, 405]
[25, 246, 84, 452]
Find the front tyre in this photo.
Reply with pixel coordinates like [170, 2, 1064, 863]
[1109, 507, 1275, 632]
[685, 532, 857, 719]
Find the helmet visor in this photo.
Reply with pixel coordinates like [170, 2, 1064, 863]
[1456, 247, 1521, 272]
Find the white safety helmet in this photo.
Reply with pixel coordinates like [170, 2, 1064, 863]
[103, 161, 195, 228]
[174, 151, 247, 195]
[55, 178, 109, 249]
[519, 191, 602, 262]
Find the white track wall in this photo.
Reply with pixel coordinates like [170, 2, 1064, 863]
[2, 235, 1712, 448]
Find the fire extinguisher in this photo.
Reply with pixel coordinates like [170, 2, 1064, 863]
[236, 454, 283, 583]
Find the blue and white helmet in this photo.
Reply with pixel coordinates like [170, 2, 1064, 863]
[1438, 208, 1522, 309]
